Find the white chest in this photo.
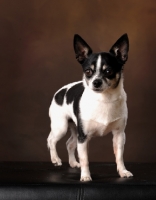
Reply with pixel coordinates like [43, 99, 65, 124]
[79, 88, 127, 127]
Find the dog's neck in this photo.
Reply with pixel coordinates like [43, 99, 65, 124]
[82, 76, 126, 103]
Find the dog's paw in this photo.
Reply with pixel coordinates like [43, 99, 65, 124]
[69, 161, 80, 168]
[119, 169, 133, 178]
[53, 162, 62, 166]
[52, 157, 62, 166]
[80, 176, 92, 182]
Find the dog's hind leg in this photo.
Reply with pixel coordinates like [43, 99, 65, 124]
[47, 117, 68, 166]
[66, 123, 80, 168]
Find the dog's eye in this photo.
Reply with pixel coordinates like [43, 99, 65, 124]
[105, 68, 113, 76]
[85, 69, 92, 77]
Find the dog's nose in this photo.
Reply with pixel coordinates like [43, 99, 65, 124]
[93, 79, 102, 88]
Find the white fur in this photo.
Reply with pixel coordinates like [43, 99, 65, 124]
[96, 55, 102, 73]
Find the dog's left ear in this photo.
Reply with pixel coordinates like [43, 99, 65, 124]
[109, 34, 129, 64]
[74, 34, 92, 64]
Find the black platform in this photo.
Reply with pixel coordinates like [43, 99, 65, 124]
[0, 162, 156, 199]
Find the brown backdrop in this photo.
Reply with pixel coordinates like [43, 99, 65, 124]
[0, 0, 156, 162]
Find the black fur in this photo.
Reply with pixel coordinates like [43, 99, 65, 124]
[81, 52, 122, 90]
[66, 82, 84, 116]
[109, 33, 129, 64]
[66, 82, 86, 143]
[77, 120, 87, 143]
[74, 34, 92, 64]
[74, 33, 129, 79]
[54, 88, 67, 106]
[83, 53, 122, 79]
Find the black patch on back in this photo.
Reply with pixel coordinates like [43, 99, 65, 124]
[66, 82, 86, 143]
[54, 88, 67, 106]
[66, 82, 84, 117]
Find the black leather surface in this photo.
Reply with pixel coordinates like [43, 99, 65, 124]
[0, 162, 156, 199]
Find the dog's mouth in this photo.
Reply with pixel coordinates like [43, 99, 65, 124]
[93, 88, 103, 92]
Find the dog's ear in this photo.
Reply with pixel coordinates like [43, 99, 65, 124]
[109, 34, 129, 64]
[74, 34, 92, 64]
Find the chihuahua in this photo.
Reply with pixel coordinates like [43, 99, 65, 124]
[47, 34, 133, 181]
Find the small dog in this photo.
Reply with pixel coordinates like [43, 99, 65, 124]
[47, 34, 133, 181]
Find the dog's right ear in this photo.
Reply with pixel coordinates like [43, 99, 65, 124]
[73, 34, 92, 64]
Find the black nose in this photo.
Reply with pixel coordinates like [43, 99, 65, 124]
[93, 79, 102, 88]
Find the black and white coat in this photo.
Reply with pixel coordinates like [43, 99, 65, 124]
[47, 34, 133, 181]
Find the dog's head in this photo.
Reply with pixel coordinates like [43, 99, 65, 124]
[74, 34, 129, 92]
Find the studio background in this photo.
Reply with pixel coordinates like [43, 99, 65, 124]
[0, 0, 155, 162]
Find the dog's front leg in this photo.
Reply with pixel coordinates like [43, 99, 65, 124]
[77, 139, 92, 181]
[112, 130, 133, 178]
